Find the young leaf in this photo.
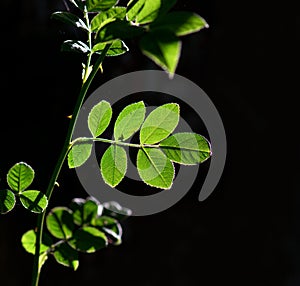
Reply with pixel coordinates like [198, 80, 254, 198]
[68, 226, 108, 253]
[86, 0, 118, 12]
[61, 40, 90, 54]
[68, 143, 93, 168]
[46, 207, 75, 239]
[21, 230, 53, 255]
[139, 30, 181, 76]
[151, 12, 209, 36]
[7, 162, 35, 193]
[91, 7, 126, 32]
[114, 101, 145, 141]
[53, 243, 79, 271]
[0, 190, 16, 214]
[137, 147, 174, 189]
[96, 20, 144, 42]
[88, 100, 112, 137]
[92, 40, 129, 56]
[19, 190, 48, 213]
[51, 12, 88, 31]
[140, 103, 179, 144]
[100, 145, 127, 187]
[39, 252, 48, 272]
[160, 132, 211, 165]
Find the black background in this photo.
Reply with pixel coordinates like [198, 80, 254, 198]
[0, 0, 298, 285]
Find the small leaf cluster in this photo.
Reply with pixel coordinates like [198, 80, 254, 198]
[52, 0, 208, 76]
[22, 198, 131, 271]
[0, 162, 48, 214]
[68, 100, 212, 190]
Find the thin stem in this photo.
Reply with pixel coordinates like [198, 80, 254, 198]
[31, 43, 112, 286]
[71, 137, 160, 149]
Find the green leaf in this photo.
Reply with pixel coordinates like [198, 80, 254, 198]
[51, 12, 88, 31]
[86, 0, 118, 12]
[140, 103, 179, 144]
[19, 190, 48, 213]
[92, 40, 129, 56]
[0, 190, 15, 214]
[91, 7, 126, 32]
[88, 100, 112, 137]
[68, 143, 93, 168]
[53, 243, 79, 271]
[46, 207, 75, 239]
[100, 145, 127, 187]
[160, 132, 212, 165]
[134, 0, 161, 24]
[92, 216, 122, 245]
[114, 101, 145, 141]
[68, 226, 108, 253]
[102, 201, 132, 220]
[139, 30, 181, 76]
[21, 230, 53, 255]
[39, 252, 48, 272]
[151, 12, 209, 36]
[126, 0, 146, 22]
[61, 40, 90, 54]
[70, 197, 99, 226]
[96, 20, 145, 42]
[7, 162, 35, 193]
[137, 147, 174, 189]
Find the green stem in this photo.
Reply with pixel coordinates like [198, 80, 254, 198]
[71, 137, 160, 149]
[31, 43, 112, 286]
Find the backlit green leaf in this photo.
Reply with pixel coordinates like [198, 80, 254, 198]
[151, 11, 209, 36]
[53, 243, 79, 271]
[140, 103, 179, 144]
[139, 30, 181, 76]
[51, 12, 88, 31]
[68, 226, 108, 253]
[70, 197, 99, 226]
[92, 40, 129, 56]
[91, 7, 126, 32]
[126, 0, 146, 21]
[19, 190, 48, 213]
[137, 147, 174, 189]
[88, 100, 112, 137]
[100, 145, 127, 187]
[61, 40, 90, 54]
[21, 229, 53, 255]
[46, 207, 75, 239]
[96, 20, 144, 42]
[68, 143, 93, 168]
[114, 101, 145, 141]
[134, 0, 161, 24]
[0, 190, 15, 214]
[160, 132, 211, 165]
[7, 162, 34, 193]
[86, 0, 118, 12]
